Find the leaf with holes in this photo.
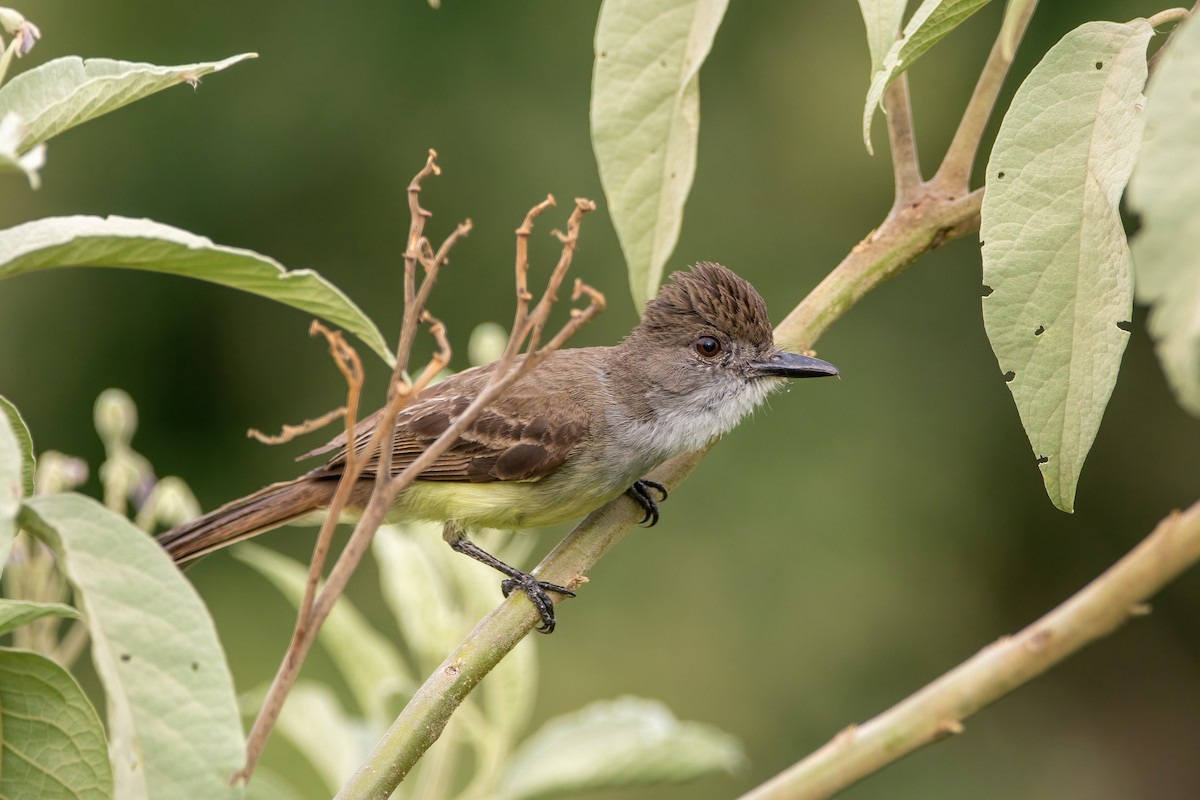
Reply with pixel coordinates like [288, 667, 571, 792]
[591, 0, 729, 310]
[981, 20, 1152, 512]
[19, 494, 245, 800]
[1128, 14, 1200, 418]
[0, 215, 391, 365]
[862, 0, 993, 153]
[0, 647, 112, 800]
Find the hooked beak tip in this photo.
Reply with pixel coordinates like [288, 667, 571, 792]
[750, 352, 840, 380]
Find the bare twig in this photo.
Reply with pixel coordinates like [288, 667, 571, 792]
[737, 499, 1200, 800]
[247, 408, 346, 445]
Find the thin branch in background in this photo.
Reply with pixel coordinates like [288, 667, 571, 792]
[246, 406, 346, 445]
[736, 499, 1200, 800]
[234, 159, 601, 784]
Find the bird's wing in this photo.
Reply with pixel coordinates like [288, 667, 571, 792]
[302, 360, 590, 484]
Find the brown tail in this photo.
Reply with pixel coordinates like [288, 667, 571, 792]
[158, 477, 338, 564]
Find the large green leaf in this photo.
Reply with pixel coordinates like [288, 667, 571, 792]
[0, 54, 255, 154]
[0, 599, 80, 636]
[0, 215, 391, 365]
[0, 647, 112, 800]
[19, 494, 245, 800]
[862, 0, 993, 153]
[981, 20, 1152, 512]
[1128, 14, 1200, 417]
[857, 0, 909, 76]
[496, 697, 743, 800]
[0, 395, 30, 571]
[591, 0, 729, 310]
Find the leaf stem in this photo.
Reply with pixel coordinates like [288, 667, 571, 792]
[934, 0, 1039, 191]
[736, 499, 1200, 800]
[883, 74, 922, 206]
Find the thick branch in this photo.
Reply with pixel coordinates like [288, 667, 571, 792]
[738, 499, 1200, 800]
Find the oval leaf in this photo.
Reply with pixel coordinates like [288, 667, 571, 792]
[19, 493, 245, 800]
[0, 647, 112, 800]
[497, 697, 743, 800]
[1128, 14, 1200, 417]
[981, 20, 1151, 512]
[0, 215, 391, 365]
[0, 395, 31, 571]
[0, 599, 80, 636]
[0, 54, 256, 154]
[862, 0, 993, 153]
[591, 0, 729, 310]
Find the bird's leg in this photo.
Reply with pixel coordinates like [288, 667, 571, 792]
[442, 522, 575, 634]
[625, 479, 668, 527]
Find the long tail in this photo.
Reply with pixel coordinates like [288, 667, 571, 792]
[158, 477, 338, 564]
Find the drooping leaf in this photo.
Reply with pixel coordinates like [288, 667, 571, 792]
[0, 394, 31, 571]
[857, 0, 909, 75]
[862, 0, 994, 153]
[0, 54, 256, 154]
[497, 697, 744, 800]
[19, 494, 245, 800]
[981, 20, 1152, 511]
[0, 215, 392, 365]
[591, 0, 730, 310]
[0, 647, 112, 800]
[0, 599, 80, 636]
[232, 544, 412, 722]
[1128, 14, 1200, 417]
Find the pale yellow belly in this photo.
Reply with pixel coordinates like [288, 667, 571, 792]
[390, 477, 627, 531]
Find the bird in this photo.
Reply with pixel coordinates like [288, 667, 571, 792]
[158, 262, 839, 632]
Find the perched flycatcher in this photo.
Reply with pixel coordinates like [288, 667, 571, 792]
[159, 262, 838, 631]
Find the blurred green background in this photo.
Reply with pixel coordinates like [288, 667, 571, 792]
[3, 1, 1200, 798]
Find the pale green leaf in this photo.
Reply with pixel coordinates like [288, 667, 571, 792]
[0, 112, 43, 188]
[858, 0, 909, 75]
[497, 697, 744, 800]
[243, 767, 306, 800]
[0, 599, 80, 636]
[0, 54, 256, 153]
[862, 0, 994, 153]
[372, 523, 461, 669]
[19, 494, 245, 800]
[0, 647, 112, 800]
[1128, 14, 1200, 417]
[591, 0, 730, 310]
[274, 682, 367, 793]
[981, 20, 1151, 512]
[0, 395, 35, 497]
[0, 394, 31, 572]
[232, 544, 412, 721]
[0, 215, 392, 365]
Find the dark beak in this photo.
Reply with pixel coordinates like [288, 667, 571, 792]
[749, 351, 840, 379]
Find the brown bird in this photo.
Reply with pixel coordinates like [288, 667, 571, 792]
[158, 262, 838, 631]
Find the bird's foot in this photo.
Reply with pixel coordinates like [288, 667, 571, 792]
[501, 573, 576, 634]
[626, 479, 668, 527]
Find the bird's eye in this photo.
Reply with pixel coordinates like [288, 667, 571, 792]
[694, 336, 722, 357]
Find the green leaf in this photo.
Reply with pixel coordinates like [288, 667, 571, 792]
[19, 493, 245, 800]
[497, 697, 744, 800]
[0, 395, 32, 571]
[0, 395, 34, 497]
[591, 0, 730, 310]
[0, 112, 44, 189]
[0, 599, 80, 636]
[981, 20, 1152, 512]
[0, 647, 112, 800]
[232, 544, 412, 722]
[273, 682, 363, 793]
[862, 0, 993, 153]
[0, 215, 392, 365]
[857, 0, 909, 75]
[0, 54, 256, 154]
[1128, 14, 1200, 417]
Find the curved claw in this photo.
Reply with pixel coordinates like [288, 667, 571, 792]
[626, 479, 669, 527]
[500, 573, 576, 634]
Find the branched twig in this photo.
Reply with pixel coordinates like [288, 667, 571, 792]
[737, 499, 1200, 800]
[234, 155, 601, 785]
